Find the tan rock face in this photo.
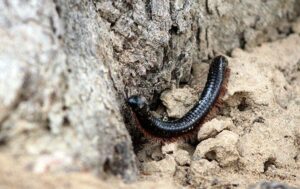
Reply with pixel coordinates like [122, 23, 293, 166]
[0, 0, 137, 180]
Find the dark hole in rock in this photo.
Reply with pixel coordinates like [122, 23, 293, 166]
[45, 118, 51, 131]
[293, 155, 298, 161]
[237, 97, 249, 111]
[103, 158, 111, 173]
[62, 105, 68, 111]
[169, 25, 179, 35]
[55, 4, 61, 17]
[232, 183, 239, 187]
[0, 134, 8, 146]
[205, 150, 217, 162]
[179, 80, 189, 86]
[239, 33, 246, 49]
[110, 21, 116, 27]
[63, 116, 70, 126]
[263, 157, 276, 172]
[178, 53, 185, 61]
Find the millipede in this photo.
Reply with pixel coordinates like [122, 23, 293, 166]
[127, 55, 230, 141]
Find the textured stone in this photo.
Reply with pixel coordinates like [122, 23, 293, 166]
[174, 149, 191, 166]
[160, 87, 197, 118]
[197, 118, 234, 141]
[140, 155, 176, 176]
[0, 0, 137, 181]
[193, 130, 239, 167]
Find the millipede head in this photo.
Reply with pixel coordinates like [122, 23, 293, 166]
[127, 95, 148, 111]
[213, 55, 228, 68]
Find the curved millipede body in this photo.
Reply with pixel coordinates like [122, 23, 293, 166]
[127, 55, 230, 140]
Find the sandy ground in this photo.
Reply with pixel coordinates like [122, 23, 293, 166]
[0, 32, 300, 188]
[0, 153, 177, 189]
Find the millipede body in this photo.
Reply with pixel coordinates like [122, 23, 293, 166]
[127, 55, 230, 140]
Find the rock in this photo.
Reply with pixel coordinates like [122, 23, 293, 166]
[0, 0, 137, 181]
[136, 143, 164, 162]
[175, 149, 191, 166]
[173, 166, 189, 186]
[193, 130, 239, 167]
[140, 155, 177, 176]
[160, 87, 197, 118]
[162, 142, 178, 155]
[190, 159, 220, 177]
[198, 118, 234, 141]
[190, 63, 209, 91]
[189, 159, 222, 187]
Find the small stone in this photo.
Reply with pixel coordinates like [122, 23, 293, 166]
[175, 149, 191, 166]
[162, 142, 178, 155]
[198, 118, 234, 141]
[140, 155, 176, 175]
[160, 87, 197, 118]
[174, 166, 189, 186]
[190, 159, 219, 176]
[193, 130, 239, 167]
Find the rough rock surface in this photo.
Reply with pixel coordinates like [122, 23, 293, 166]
[193, 130, 239, 167]
[0, 0, 137, 180]
[197, 118, 234, 141]
[97, 0, 300, 101]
